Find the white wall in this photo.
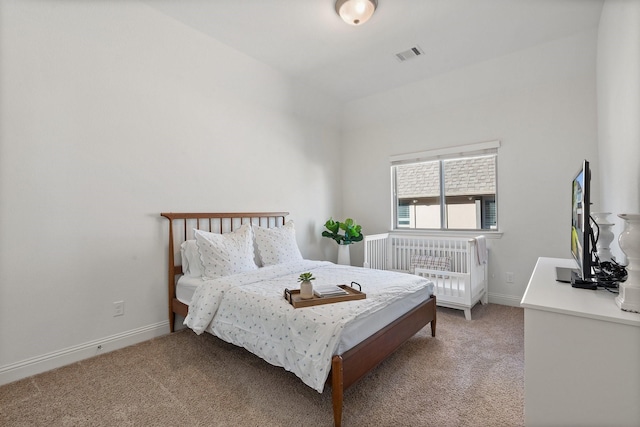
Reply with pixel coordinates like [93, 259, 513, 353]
[0, 0, 342, 383]
[341, 30, 600, 305]
[597, 0, 640, 262]
[3, 0, 635, 386]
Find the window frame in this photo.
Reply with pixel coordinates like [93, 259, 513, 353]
[390, 140, 500, 233]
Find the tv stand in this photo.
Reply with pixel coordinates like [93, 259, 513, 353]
[521, 258, 640, 426]
[570, 272, 598, 289]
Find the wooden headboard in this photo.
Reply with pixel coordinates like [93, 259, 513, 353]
[160, 212, 289, 332]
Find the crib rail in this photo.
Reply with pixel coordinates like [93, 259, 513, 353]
[363, 233, 389, 269]
[365, 233, 476, 273]
[415, 269, 468, 301]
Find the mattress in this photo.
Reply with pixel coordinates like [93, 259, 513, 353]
[176, 275, 200, 305]
[177, 271, 432, 355]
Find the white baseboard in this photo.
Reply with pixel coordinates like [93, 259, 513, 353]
[488, 292, 523, 307]
[0, 321, 169, 386]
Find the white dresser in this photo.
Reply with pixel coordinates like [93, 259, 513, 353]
[521, 257, 640, 427]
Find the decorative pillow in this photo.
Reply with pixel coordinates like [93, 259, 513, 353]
[253, 220, 303, 266]
[180, 240, 204, 277]
[194, 223, 258, 279]
[410, 254, 451, 274]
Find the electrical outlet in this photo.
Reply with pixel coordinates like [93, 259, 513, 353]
[113, 301, 124, 317]
[505, 272, 515, 283]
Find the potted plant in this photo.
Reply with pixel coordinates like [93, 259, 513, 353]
[322, 218, 363, 245]
[298, 272, 315, 299]
[322, 218, 363, 265]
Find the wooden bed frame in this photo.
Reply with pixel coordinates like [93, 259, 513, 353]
[161, 212, 436, 427]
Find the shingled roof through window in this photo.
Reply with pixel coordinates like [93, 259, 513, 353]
[396, 156, 495, 199]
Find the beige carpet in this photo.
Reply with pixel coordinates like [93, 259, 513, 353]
[0, 304, 524, 426]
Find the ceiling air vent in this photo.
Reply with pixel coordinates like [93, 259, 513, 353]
[395, 45, 424, 63]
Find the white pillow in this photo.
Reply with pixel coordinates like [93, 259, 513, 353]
[410, 254, 451, 274]
[194, 223, 258, 279]
[180, 240, 204, 277]
[253, 220, 303, 266]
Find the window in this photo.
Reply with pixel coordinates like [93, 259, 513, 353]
[391, 141, 499, 231]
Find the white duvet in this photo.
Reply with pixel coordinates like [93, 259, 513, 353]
[184, 260, 434, 392]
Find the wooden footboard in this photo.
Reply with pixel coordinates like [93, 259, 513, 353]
[330, 295, 436, 427]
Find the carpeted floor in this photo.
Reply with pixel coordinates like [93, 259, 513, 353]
[0, 303, 524, 426]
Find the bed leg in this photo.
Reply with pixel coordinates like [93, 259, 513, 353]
[430, 297, 437, 337]
[331, 355, 344, 427]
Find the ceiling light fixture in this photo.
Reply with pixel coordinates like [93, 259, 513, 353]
[335, 0, 378, 26]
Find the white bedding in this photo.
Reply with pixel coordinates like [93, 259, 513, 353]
[183, 260, 434, 393]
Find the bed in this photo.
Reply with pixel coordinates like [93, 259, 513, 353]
[161, 212, 437, 427]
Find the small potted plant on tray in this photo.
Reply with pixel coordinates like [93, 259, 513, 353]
[298, 272, 315, 299]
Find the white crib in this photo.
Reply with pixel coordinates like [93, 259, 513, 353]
[364, 233, 488, 320]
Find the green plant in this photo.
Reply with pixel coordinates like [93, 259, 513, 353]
[322, 218, 363, 245]
[298, 272, 316, 283]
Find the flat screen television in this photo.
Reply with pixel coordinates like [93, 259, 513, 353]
[570, 159, 597, 288]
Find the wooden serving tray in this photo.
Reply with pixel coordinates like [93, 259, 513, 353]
[284, 282, 366, 308]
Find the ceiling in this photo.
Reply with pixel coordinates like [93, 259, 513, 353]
[146, 0, 604, 103]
